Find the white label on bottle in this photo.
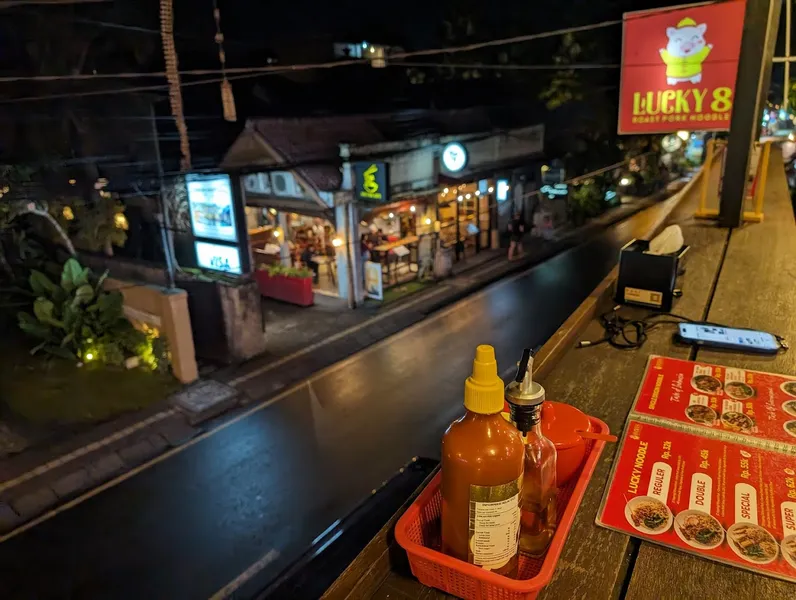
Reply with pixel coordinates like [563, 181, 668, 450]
[469, 493, 521, 570]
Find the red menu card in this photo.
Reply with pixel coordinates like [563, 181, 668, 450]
[598, 356, 796, 582]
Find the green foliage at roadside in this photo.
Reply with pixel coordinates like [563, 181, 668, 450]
[16, 258, 169, 371]
[261, 263, 313, 279]
[0, 334, 177, 424]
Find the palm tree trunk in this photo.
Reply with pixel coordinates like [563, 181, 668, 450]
[28, 208, 76, 257]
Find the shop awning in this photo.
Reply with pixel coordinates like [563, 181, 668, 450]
[245, 194, 333, 219]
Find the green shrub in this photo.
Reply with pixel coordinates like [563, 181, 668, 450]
[16, 258, 169, 371]
[261, 263, 313, 279]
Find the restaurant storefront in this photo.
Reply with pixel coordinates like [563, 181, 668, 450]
[218, 114, 545, 308]
[242, 172, 341, 297]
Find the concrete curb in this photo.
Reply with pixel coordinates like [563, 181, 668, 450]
[0, 380, 243, 535]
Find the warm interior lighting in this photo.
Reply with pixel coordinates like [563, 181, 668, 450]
[410, 205, 416, 212]
[332, 237, 343, 247]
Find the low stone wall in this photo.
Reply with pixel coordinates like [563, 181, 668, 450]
[103, 278, 198, 384]
[80, 253, 266, 365]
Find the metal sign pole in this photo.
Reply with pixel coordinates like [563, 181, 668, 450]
[718, 0, 782, 228]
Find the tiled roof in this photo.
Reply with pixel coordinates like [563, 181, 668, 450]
[250, 108, 512, 191]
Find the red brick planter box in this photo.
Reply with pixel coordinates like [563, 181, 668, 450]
[254, 271, 314, 307]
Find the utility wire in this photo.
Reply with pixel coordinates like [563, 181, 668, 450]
[0, 0, 733, 102]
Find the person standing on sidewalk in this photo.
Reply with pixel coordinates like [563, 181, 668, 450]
[508, 212, 525, 261]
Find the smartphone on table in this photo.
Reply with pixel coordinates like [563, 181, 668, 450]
[677, 323, 781, 354]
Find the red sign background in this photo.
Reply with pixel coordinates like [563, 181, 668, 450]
[618, 1, 746, 134]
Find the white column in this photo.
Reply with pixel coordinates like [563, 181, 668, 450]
[334, 200, 362, 306]
[277, 211, 290, 266]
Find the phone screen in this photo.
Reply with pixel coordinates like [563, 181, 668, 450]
[678, 324, 779, 351]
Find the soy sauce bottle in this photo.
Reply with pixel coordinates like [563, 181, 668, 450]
[505, 349, 557, 556]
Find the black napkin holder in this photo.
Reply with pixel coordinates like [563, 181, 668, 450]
[615, 239, 688, 311]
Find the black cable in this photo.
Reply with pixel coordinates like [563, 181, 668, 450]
[578, 306, 789, 352]
[578, 306, 696, 350]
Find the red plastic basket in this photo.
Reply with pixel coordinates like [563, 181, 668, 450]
[395, 416, 609, 600]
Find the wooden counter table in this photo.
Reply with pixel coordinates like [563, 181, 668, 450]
[323, 153, 796, 599]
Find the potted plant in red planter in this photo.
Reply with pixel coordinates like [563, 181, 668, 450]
[254, 264, 314, 307]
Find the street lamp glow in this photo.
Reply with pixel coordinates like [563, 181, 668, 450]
[85, 352, 94, 362]
[424, 217, 432, 225]
[676, 130, 689, 141]
[620, 176, 632, 186]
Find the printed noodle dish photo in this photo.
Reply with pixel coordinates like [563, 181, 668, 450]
[782, 400, 796, 418]
[691, 374, 723, 394]
[726, 523, 779, 564]
[782, 535, 796, 569]
[721, 411, 755, 433]
[724, 381, 755, 400]
[685, 404, 717, 425]
[674, 510, 725, 549]
[625, 496, 673, 535]
[780, 380, 796, 398]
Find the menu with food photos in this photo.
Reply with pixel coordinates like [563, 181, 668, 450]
[597, 356, 796, 582]
[631, 355, 796, 451]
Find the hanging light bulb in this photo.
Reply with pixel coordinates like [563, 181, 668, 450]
[457, 195, 463, 202]
[388, 212, 394, 218]
[443, 187, 449, 194]
[410, 205, 416, 212]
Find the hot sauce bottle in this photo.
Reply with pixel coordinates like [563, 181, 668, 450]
[441, 345, 525, 578]
[505, 349, 557, 556]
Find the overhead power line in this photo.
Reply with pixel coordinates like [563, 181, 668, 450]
[0, 0, 732, 103]
[0, 0, 109, 7]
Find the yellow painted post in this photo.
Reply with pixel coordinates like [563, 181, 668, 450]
[751, 141, 770, 220]
[695, 139, 715, 218]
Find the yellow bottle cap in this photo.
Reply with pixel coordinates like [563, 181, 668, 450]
[464, 345, 505, 414]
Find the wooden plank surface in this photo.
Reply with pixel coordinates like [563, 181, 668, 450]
[626, 151, 796, 599]
[537, 195, 728, 600]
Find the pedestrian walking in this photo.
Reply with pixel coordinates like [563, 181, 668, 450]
[508, 212, 525, 260]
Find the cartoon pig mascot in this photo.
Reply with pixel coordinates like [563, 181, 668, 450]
[659, 17, 713, 85]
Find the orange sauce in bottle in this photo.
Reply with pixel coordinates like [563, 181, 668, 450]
[441, 345, 525, 578]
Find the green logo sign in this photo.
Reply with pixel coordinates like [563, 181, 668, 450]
[354, 162, 389, 202]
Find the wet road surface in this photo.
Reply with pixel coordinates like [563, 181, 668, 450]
[0, 201, 675, 599]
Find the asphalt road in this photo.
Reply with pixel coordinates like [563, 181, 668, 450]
[0, 202, 672, 600]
